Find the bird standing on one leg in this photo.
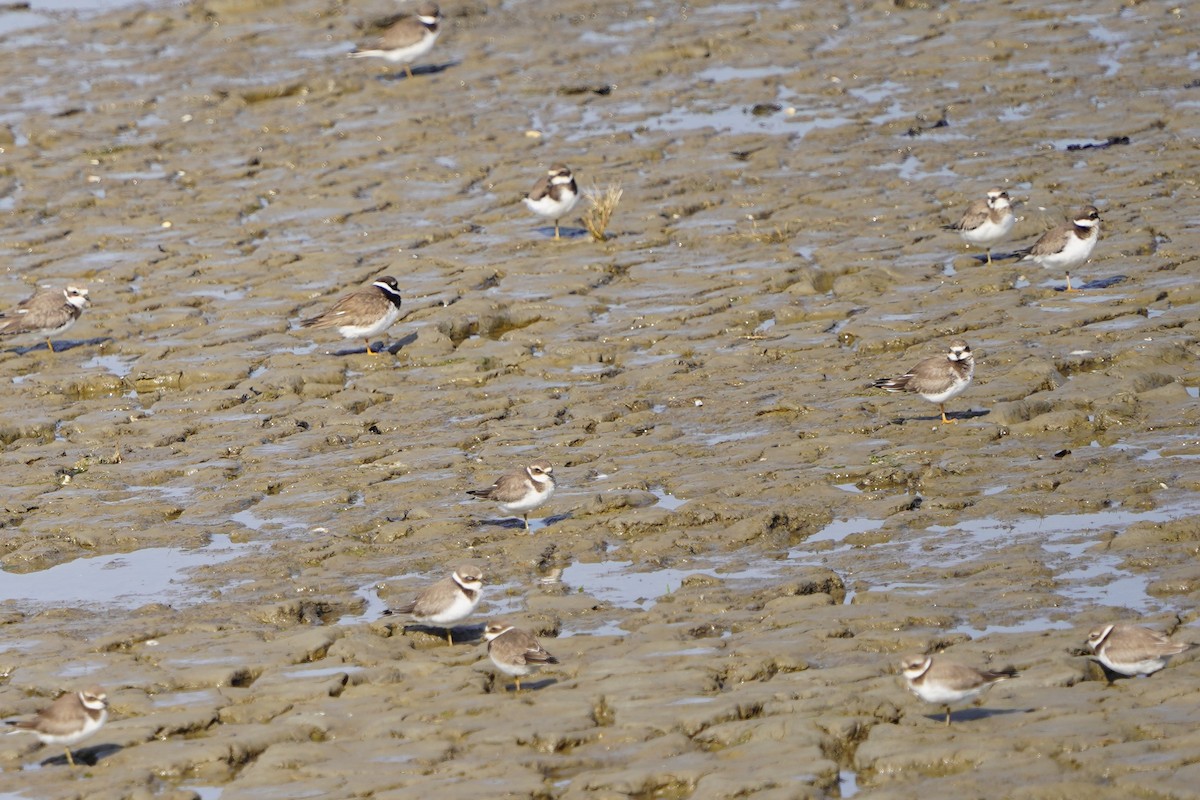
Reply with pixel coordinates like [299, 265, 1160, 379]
[524, 164, 579, 240]
[299, 275, 403, 355]
[0, 285, 90, 353]
[944, 187, 1015, 265]
[1017, 205, 1101, 292]
[4, 685, 109, 766]
[872, 340, 975, 424]
[901, 655, 1016, 726]
[348, 2, 443, 80]
[467, 460, 556, 531]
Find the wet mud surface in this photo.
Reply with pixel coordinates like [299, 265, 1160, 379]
[1, 0, 1199, 797]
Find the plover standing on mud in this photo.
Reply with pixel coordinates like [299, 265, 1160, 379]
[900, 655, 1016, 726]
[467, 460, 556, 531]
[299, 275, 403, 355]
[872, 340, 975, 424]
[484, 621, 559, 692]
[523, 164, 579, 240]
[348, 2, 442, 80]
[0, 285, 90, 352]
[1086, 622, 1193, 677]
[4, 685, 109, 766]
[383, 566, 484, 646]
[1017, 205, 1101, 292]
[944, 188, 1015, 264]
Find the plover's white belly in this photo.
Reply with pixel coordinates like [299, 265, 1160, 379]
[422, 593, 478, 625]
[493, 658, 534, 678]
[336, 305, 401, 340]
[919, 376, 971, 405]
[524, 193, 578, 220]
[1097, 653, 1167, 676]
[961, 214, 1013, 248]
[36, 710, 107, 747]
[379, 31, 438, 63]
[497, 485, 554, 515]
[910, 683, 982, 705]
[1035, 233, 1096, 270]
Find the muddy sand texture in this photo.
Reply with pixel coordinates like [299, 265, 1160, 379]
[1, 0, 1199, 797]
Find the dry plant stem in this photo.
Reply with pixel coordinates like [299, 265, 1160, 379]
[584, 184, 623, 242]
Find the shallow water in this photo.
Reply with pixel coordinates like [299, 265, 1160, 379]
[3, 535, 249, 609]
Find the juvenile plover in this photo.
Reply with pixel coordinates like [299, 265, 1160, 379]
[0, 285, 90, 352]
[1086, 622, 1193, 678]
[484, 621, 559, 692]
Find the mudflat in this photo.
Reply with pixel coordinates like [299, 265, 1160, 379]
[0, 0, 1197, 797]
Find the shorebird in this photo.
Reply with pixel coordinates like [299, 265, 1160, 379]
[382, 566, 484, 645]
[0, 285, 90, 352]
[467, 460, 556, 532]
[484, 621, 559, 692]
[1017, 205, 1101, 292]
[348, 2, 442, 80]
[1086, 622, 1193, 677]
[944, 187, 1015, 264]
[523, 164, 579, 240]
[299, 275, 403, 354]
[872, 340, 975, 424]
[4, 685, 108, 766]
[900, 655, 1016, 726]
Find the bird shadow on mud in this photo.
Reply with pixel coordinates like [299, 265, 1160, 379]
[968, 251, 1022, 265]
[38, 742, 123, 768]
[379, 60, 459, 81]
[7, 336, 110, 355]
[530, 225, 589, 241]
[399, 622, 486, 646]
[888, 408, 990, 425]
[472, 512, 572, 532]
[921, 706, 1027, 726]
[487, 676, 558, 694]
[1058, 274, 1128, 292]
[329, 331, 417, 357]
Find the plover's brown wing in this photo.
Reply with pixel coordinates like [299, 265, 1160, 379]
[302, 288, 385, 329]
[468, 469, 530, 503]
[898, 356, 959, 396]
[521, 641, 559, 666]
[1020, 223, 1071, 261]
[526, 175, 553, 202]
[383, 598, 418, 616]
[0, 289, 69, 334]
[375, 16, 426, 50]
[409, 578, 459, 618]
[1106, 624, 1191, 659]
[498, 629, 557, 666]
[947, 198, 991, 232]
[929, 659, 1013, 691]
[13, 693, 85, 737]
